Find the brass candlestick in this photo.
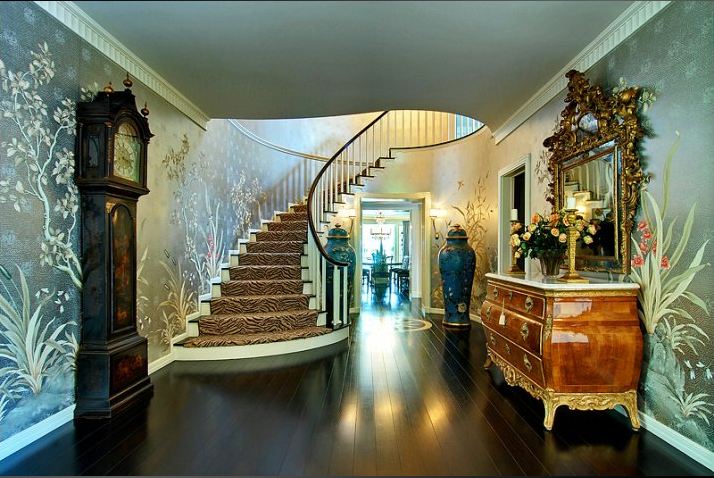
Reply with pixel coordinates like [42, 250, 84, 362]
[507, 220, 525, 275]
[559, 208, 589, 283]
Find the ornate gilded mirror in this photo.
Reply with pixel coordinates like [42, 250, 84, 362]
[544, 70, 644, 274]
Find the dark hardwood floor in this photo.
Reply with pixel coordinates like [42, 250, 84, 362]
[1, 290, 709, 475]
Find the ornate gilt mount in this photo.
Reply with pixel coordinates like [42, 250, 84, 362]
[488, 350, 640, 431]
[543, 70, 644, 274]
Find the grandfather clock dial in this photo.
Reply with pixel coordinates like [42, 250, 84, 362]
[74, 76, 153, 418]
[113, 121, 142, 182]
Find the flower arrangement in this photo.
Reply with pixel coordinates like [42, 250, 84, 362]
[510, 210, 597, 274]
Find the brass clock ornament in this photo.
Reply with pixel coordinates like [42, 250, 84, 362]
[74, 74, 154, 418]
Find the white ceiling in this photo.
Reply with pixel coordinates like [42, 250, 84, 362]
[77, 1, 632, 129]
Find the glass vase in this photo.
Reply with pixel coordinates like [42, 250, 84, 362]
[539, 252, 564, 277]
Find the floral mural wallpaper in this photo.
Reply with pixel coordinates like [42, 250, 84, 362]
[0, 1, 359, 447]
[363, 0, 714, 459]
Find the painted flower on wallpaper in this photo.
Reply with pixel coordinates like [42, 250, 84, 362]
[432, 175, 495, 312]
[230, 170, 264, 243]
[452, 173, 495, 312]
[0, 267, 77, 423]
[156, 258, 195, 347]
[630, 133, 713, 446]
[0, 43, 82, 288]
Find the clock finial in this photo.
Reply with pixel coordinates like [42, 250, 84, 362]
[141, 102, 150, 117]
[123, 72, 133, 89]
[103, 81, 114, 93]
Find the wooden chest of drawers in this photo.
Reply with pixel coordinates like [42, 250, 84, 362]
[481, 273, 642, 430]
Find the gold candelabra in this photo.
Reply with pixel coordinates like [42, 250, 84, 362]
[559, 208, 589, 283]
[507, 220, 525, 275]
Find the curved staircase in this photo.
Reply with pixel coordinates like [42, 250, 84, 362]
[173, 111, 481, 362]
[174, 204, 347, 360]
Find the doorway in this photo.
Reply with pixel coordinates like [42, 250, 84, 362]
[352, 193, 431, 311]
[498, 154, 531, 274]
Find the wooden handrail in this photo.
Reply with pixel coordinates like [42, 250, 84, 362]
[307, 111, 389, 267]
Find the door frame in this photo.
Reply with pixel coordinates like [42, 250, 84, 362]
[352, 192, 432, 311]
[498, 154, 531, 275]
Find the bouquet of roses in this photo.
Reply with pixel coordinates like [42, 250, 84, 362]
[510, 210, 597, 260]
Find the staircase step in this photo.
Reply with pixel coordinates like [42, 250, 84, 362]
[197, 309, 319, 335]
[278, 212, 308, 222]
[267, 221, 308, 232]
[230, 265, 302, 281]
[255, 230, 307, 242]
[238, 252, 301, 266]
[211, 294, 310, 314]
[179, 326, 331, 348]
[291, 204, 308, 213]
[222, 279, 304, 296]
[245, 241, 305, 254]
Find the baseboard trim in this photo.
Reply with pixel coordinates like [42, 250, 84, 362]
[470, 312, 482, 324]
[173, 327, 350, 361]
[614, 407, 714, 471]
[0, 405, 75, 462]
[421, 306, 444, 316]
[148, 351, 175, 375]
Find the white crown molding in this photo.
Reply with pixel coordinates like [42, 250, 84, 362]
[0, 405, 75, 462]
[33, 1, 210, 129]
[492, 1, 671, 144]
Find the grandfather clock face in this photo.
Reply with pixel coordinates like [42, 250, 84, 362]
[113, 121, 142, 182]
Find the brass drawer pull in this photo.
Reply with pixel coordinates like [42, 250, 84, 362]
[523, 354, 532, 372]
[490, 333, 496, 346]
[520, 322, 529, 341]
[508, 290, 513, 301]
[486, 305, 492, 318]
[505, 343, 511, 355]
[493, 287, 499, 299]
[525, 296, 534, 312]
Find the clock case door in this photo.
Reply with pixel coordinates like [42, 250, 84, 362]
[75, 87, 153, 418]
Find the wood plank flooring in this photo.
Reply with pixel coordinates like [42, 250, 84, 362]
[1, 293, 710, 475]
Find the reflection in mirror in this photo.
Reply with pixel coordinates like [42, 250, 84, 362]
[563, 145, 619, 264]
[544, 70, 644, 274]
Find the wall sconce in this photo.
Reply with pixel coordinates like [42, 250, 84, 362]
[430, 208, 445, 240]
[336, 207, 357, 235]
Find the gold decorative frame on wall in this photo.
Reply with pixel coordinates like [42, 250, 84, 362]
[543, 69, 644, 274]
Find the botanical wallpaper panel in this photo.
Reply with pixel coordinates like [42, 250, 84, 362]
[363, 0, 714, 455]
[0, 0, 356, 445]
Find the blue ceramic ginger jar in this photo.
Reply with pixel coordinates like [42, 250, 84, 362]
[324, 224, 356, 306]
[438, 224, 476, 328]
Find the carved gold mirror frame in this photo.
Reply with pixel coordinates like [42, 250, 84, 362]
[544, 70, 644, 274]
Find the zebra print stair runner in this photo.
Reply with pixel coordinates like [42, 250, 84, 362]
[182, 204, 331, 348]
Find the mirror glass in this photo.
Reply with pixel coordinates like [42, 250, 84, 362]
[561, 140, 620, 269]
[544, 70, 644, 274]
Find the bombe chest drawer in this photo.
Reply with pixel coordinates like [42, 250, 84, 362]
[480, 273, 642, 430]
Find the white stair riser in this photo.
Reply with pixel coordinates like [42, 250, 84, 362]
[187, 322, 199, 337]
[200, 300, 211, 315]
[316, 312, 327, 327]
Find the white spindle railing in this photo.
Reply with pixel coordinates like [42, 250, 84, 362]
[307, 110, 481, 328]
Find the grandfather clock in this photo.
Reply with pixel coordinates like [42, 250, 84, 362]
[74, 76, 153, 418]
